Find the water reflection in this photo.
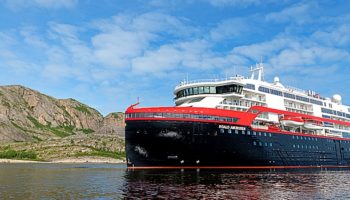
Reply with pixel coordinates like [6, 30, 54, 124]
[124, 169, 350, 199]
[1, 164, 350, 199]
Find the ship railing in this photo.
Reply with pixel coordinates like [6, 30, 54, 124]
[284, 85, 325, 100]
[284, 85, 308, 95]
[176, 76, 245, 87]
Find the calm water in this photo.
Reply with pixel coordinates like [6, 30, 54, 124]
[1, 164, 350, 199]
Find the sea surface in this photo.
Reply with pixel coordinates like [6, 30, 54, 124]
[1, 164, 350, 199]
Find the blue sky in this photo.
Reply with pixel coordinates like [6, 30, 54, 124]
[1, 0, 350, 115]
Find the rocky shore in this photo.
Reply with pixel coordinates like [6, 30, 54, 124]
[0, 85, 126, 162]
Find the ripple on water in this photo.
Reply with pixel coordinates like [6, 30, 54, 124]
[1, 164, 350, 199]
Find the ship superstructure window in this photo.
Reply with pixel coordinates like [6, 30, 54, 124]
[258, 86, 270, 93]
[321, 108, 350, 119]
[270, 89, 283, 96]
[284, 93, 295, 99]
[296, 95, 310, 103]
[244, 84, 256, 90]
[126, 112, 239, 123]
[216, 84, 243, 94]
[176, 84, 243, 99]
[310, 99, 323, 106]
[258, 86, 283, 97]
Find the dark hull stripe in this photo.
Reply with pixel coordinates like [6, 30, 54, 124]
[127, 165, 350, 170]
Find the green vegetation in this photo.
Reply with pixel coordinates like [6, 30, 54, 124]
[60, 124, 75, 134]
[11, 121, 27, 132]
[27, 116, 71, 137]
[0, 149, 37, 160]
[32, 135, 43, 141]
[27, 116, 45, 129]
[48, 127, 70, 137]
[2, 100, 11, 108]
[76, 150, 125, 160]
[74, 104, 91, 115]
[0, 91, 3, 96]
[80, 128, 94, 134]
[112, 112, 124, 119]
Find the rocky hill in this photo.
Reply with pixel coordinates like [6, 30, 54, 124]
[0, 85, 125, 161]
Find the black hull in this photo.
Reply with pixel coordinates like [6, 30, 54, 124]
[125, 120, 350, 167]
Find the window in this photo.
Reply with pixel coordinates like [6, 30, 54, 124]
[210, 86, 216, 94]
[296, 95, 310, 103]
[310, 99, 323, 106]
[258, 86, 270, 93]
[204, 86, 210, 93]
[284, 93, 296, 99]
[253, 141, 257, 146]
[193, 87, 198, 95]
[220, 128, 225, 134]
[270, 89, 283, 96]
[244, 84, 255, 90]
[198, 87, 204, 94]
[216, 84, 243, 94]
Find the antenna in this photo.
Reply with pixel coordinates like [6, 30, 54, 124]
[249, 62, 265, 81]
[137, 97, 140, 103]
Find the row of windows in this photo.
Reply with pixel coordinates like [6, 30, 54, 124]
[321, 108, 350, 119]
[293, 144, 319, 150]
[216, 84, 243, 94]
[126, 112, 239, 123]
[219, 129, 273, 137]
[253, 141, 273, 147]
[176, 84, 243, 99]
[258, 86, 323, 106]
[292, 135, 318, 141]
[176, 86, 216, 99]
[244, 84, 256, 90]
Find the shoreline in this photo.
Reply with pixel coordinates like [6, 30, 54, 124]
[0, 157, 126, 164]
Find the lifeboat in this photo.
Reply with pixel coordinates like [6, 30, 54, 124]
[280, 116, 304, 127]
[303, 119, 324, 130]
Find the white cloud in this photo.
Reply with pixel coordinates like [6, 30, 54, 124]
[207, 0, 262, 6]
[265, 2, 317, 25]
[312, 24, 350, 47]
[210, 18, 250, 41]
[231, 37, 294, 61]
[20, 26, 49, 49]
[4, 0, 78, 10]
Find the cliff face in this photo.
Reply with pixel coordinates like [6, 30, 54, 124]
[0, 85, 124, 144]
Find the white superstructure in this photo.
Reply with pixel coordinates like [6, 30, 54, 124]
[174, 63, 350, 138]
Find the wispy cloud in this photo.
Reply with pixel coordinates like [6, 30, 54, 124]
[4, 0, 78, 10]
[206, 0, 263, 7]
[265, 1, 318, 25]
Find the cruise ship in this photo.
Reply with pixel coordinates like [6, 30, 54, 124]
[125, 64, 350, 168]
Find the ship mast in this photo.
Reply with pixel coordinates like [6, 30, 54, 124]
[250, 62, 265, 81]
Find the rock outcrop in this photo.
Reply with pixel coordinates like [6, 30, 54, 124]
[0, 85, 125, 144]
